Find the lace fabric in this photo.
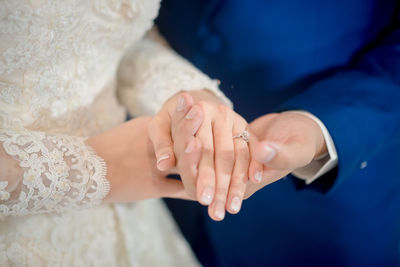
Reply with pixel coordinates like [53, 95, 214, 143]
[117, 29, 232, 117]
[0, 130, 108, 215]
[0, 0, 159, 216]
[0, 0, 227, 265]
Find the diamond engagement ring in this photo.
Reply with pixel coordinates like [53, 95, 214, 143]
[233, 130, 250, 143]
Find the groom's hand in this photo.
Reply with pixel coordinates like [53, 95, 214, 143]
[244, 111, 327, 198]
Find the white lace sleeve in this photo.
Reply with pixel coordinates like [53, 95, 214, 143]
[0, 129, 109, 216]
[117, 27, 232, 116]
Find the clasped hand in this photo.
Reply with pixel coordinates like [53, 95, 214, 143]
[149, 90, 327, 221]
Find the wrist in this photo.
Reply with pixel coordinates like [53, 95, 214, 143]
[87, 117, 158, 203]
[299, 113, 328, 159]
[301, 115, 328, 159]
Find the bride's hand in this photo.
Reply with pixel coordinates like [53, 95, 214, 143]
[149, 91, 264, 221]
[87, 117, 192, 203]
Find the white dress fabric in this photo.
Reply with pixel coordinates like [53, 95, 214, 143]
[0, 0, 230, 266]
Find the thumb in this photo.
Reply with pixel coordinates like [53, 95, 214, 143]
[252, 140, 314, 171]
[148, 93, 195, 172]
[148, 114, 176, 172]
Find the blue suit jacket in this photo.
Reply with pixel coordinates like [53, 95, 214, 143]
[157, 1, 400, 266]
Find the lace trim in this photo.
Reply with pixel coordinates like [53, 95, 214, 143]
[117, 34, 232, 116]
[86, 144, 110, 197]
[0, 130, 109, 215]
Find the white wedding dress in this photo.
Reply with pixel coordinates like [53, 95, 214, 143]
[0, 0, 230, 266]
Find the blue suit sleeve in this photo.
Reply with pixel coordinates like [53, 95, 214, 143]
[281, 14, 400, 191]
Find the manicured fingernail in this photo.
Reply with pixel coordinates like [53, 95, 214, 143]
[254, 171, 263, 183]
[261, 144, 276, 163]
[230, 196, 242, 213]
[185, 138, 197, 154]
[214, 202, 225, 220]
[157, 154, 170, 165]
[185, 107, 198, 120]
[200, 186, 214, 205]
[176, 96, 186, 111]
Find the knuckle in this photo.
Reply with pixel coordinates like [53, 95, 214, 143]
[198, 166, 215, 181]
[218, 105, 234, 122]
[232, 171, 247, 183]
[177, 119, 192, 133]
[198, 100, 210, 109]
[217, 149, 235, 163]
[230, 178, 245, 191]
[236, 147, 250, 162]
[214, 186, 229, 198]
[202, 147, 214, 157]
[287, 132, 308, 144]
[217, 104, 230, 115]
[175, 123, 196, 140]
[235, 114, 247, 125]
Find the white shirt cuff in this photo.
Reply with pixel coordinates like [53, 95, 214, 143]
[290, 111, 338, 184]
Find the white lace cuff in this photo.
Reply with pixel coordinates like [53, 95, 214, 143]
[0, 130, 109, 216]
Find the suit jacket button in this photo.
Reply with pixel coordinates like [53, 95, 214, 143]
[360, 161, 367, 169]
